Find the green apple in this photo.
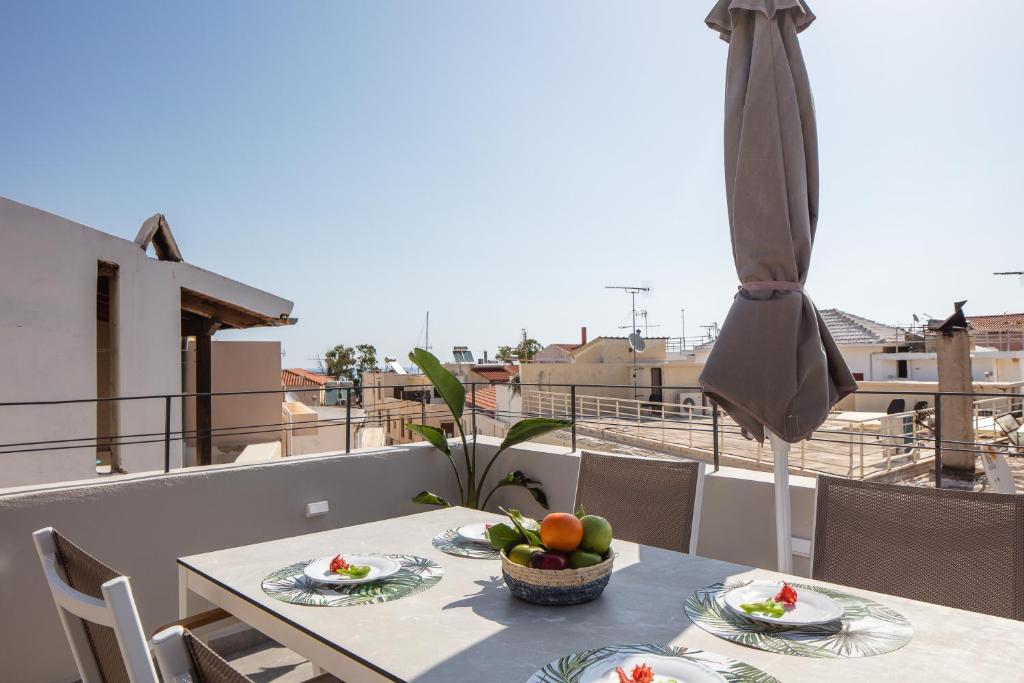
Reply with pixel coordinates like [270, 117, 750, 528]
[508, 544, 544, 567]
[579, 515, 612, 554]
[567, 549, 603, 569]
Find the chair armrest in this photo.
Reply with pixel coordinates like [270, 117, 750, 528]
[152, 607, 231, 637]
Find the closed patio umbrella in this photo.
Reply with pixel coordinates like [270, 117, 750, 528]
[700, 0, 858, 572]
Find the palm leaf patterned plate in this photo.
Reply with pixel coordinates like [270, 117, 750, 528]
[432, 528, 501, 560]
[684, 581, 912, 658]
[528, 643, 779, 683]
[262, 554, 443, 607]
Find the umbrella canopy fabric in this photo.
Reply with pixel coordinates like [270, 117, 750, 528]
[700, 0, 857, 444]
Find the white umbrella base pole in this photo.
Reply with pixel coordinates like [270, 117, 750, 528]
[768, 431, 793, 574]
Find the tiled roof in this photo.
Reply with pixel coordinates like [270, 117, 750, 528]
[471, 365, 519, 382]
[967, 313, 1024, 331]
[818, 309, 904, 345]
[464, 384, 497, 412]
[282, 368, 332, 387]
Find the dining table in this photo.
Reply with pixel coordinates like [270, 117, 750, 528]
[177, 507, 1024, 682]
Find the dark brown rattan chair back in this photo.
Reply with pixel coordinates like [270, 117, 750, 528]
[184, 631, 254, 683]
[812, 476, 1024, 620]
[51, 530, 131, 683]
[574, 451, 702, 553]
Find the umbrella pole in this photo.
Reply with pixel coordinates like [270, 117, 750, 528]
[768, 431, 793, 574]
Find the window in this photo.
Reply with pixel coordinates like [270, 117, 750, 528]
[897, 360, 908, 378]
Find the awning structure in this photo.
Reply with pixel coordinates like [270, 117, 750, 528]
[180, 288, 297, 331]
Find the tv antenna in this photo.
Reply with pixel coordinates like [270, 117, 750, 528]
[606, 285, 651, 399]
[308, 355, 326, 373]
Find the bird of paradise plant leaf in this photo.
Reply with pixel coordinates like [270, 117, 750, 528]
[405, 348, 571, 510]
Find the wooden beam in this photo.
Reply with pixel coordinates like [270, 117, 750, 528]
[196, 320, 213, 467]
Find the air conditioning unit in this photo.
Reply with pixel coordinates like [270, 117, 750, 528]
[679, 391, 703, 408]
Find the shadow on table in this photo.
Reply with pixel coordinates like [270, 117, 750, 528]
[428, 545, 738, 682]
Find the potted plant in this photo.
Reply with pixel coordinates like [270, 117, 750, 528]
[405, 348, 570, 510]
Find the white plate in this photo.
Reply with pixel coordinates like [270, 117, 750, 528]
[579, 653, 725, 683]
[303, 555, 401, 586]
[723, 580, 844, 626]
[455, 522, 496, 545]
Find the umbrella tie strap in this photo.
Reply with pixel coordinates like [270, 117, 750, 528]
[740, 280, 803, 292]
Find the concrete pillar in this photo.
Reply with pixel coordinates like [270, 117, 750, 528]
[935, 328, 975, 477]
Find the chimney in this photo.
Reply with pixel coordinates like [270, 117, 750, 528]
[483, 350, 488, 363]
[581, 326, 588, 346]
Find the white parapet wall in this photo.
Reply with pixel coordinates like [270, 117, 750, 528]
[0, 437, 816, 681]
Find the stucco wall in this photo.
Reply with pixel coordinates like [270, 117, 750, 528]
[0, 198, 293, 488]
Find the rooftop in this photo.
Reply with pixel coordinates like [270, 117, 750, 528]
[968, 313, 1024, 331]
[818, 308, 906, 345]
[281, 368, 333, 387]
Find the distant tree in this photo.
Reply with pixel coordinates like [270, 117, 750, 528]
[355, 344, 379, 377]
[325, 343, 379, 381]
[324, 344, 356, 379]
[495, 338, 542, 363]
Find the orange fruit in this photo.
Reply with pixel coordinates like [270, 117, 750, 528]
[540, 513, 584, 552]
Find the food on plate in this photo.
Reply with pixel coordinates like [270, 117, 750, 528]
[328, 554, 370, 579]
[579, 515, 613, 553]
[774, 582, 798, 606]
[614, 663, 659, 683]
[539, 512, 584, 552]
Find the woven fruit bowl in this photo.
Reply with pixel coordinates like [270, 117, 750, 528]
[500, 549, 614, 606]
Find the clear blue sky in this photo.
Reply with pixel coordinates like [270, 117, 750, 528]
[2, 1, 1021, 369]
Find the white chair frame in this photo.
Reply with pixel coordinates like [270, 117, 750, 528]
[151, 625, 199, 683]
[32, 527, 159, 683]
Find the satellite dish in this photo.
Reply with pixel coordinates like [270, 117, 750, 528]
[628, 332, 646, 353]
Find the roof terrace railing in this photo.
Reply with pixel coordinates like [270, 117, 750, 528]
[0, 381, 1021, 491]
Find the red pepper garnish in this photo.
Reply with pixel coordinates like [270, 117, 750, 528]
[329, 555, 350, 573]
[615, 663, 654, 683]
[775, 582, 798, 606]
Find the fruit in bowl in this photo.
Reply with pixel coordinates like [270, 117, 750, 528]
[487, 507, 615, 606]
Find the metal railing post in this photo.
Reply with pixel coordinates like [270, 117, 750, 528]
[711, 400, 720, 472]
[471, 383, 477, 437]
[345, 390, 352, 454]
[570, 385, 577, 451]
[164, 395, 171, 473]
[933, 393, 942, 488]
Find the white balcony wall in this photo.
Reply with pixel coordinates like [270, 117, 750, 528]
[0, 437, 813, 682]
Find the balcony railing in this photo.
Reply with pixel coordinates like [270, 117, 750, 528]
[1, 381, 1021, 491]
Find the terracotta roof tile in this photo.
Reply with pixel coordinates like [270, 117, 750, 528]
[282, 368, 332, 387]
[465, 384, 497, 412]
[967, 313, 1024, 331]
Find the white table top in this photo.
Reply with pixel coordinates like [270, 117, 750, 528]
[179, 507, 1024, 682]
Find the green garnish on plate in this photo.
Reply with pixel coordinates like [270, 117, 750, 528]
[334, 564, 370, 579]
[739, 598, 786, 618]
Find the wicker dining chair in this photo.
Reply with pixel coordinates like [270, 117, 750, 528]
[32, 527, 231, 683]
[574, 451, 705, 554]
[811, 476, 1024, 621]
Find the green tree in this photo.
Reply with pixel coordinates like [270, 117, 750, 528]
[324, 344, 356, 379]
[495, 338, 542, 363]
[354, 343, 379, 377]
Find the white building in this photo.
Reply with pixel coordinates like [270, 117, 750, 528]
[0, 198, 295, 488]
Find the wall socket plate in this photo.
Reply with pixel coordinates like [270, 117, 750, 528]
[305, 500, 329, 518]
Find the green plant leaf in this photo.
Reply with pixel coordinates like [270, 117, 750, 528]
[498, 418, 572, 452]
[478, 418, 573, 491]
[488, 474, 550, 511]
[411, 491, 451, 507]
[499, 504, 544, 543]
[485, 522, 522, 550]
[407, 423, 464, 504]
[408, 348, 464, 420]
[575, 505, 586, 519]
[406, 423, 451, 456]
